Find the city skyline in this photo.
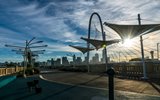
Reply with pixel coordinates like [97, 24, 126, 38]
[1, 0, 160, 62]
[0, 53, 103, 68]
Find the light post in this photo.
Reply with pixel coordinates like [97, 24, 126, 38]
[157, 43, 160, 60]
[138, 14, 147, 79]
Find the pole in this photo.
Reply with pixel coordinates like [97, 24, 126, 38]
[157, 43, 159, 60]
[23, 40, 28, 78]
[103, 26, 114, 100]
[103, 32, 108, 70]
[87, 43, 90, 73]
[23, 55, 25, 76]
[119, 52, 120, 62]
[138, 14, 147, 79]
[138, 14, 141, 25]
[107, 67, 115, 100]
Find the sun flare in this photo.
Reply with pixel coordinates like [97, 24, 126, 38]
[123, 39, 134, 48]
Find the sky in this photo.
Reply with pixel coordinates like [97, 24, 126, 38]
[0, 0, 160, 63]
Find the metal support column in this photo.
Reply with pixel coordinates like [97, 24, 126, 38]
[138, 14, 147, 79]
[157, 43, 159, 60]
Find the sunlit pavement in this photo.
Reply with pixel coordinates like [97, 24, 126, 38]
[0, 75, 160, 100]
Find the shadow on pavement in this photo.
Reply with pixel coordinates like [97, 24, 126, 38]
[0, 89, 27, 100]
[41, 73, 105, 100]
[148, 80, 160, 94]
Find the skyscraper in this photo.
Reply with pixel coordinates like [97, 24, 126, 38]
[73, 54, 76, 65]
[90, 53, 99, 64]
[76, 57, 82, 65]
[83, 56, 87, 64]
[62, 57, 69, 65]
[54, 58, 61, 66]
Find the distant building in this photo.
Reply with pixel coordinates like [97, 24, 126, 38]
[76, 57, 82, 65]
[95, 53, 99, 63]
[62, 57, 69, 66]
[100, 49, 110, 63]
[54, 58, 61, 66]
[73, 54, 76, 64]
[46, 60, 51, 66]
[39, 61, 46, 67]
[51, 58, 54, 67]
[70, 61, 73, 65]
[83, 56, 88, 64]
[90, 53, 99, 64]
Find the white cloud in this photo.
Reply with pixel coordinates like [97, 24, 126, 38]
[1, 0, 160, 61]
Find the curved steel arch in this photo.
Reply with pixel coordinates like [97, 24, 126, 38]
[87, 12, 108, 72]
[87, 12, 105, 41]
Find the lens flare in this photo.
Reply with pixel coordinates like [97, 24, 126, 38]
[123, 39, 133, 48]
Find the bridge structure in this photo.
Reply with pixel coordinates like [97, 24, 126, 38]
[69, 12, 160, 100]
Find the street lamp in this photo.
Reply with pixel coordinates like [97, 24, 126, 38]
[5, 37, 47, 77]
[25, 38, 47, 69]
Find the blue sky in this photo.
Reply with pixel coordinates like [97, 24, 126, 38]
[0, 0, 160, 62]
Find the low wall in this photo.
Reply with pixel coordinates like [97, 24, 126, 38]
[70, 62, 160, 80]
[0, 66, 24, 76]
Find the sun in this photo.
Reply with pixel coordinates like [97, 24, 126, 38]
[122, 38, 134, 48]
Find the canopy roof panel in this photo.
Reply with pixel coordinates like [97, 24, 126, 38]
[81, 37, 120, 50]
[69, 45, 94, 54]
[104, 22, 160, 40]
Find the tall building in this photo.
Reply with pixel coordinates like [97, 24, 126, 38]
[54, 58, 61, 66]
[90, 53, 99, 64]
[47, 60, 51, 66]
[73, 54, 76, 65]
[95, 53, 99, 63]
[101, 49, 110, 63]
[73, 55, 76, 63]
[83, 56, 88, 64]
[62, 57, 69, 65]
[51, 58, 54, 66]
[76, 57, 82, 65]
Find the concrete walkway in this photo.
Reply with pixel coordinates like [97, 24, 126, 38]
[0, 75, 110, 100]
[41, 70, 160, 96]
[0, 75, 16, 88]
[0, 73, 159, 100]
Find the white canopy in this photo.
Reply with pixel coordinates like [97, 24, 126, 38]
[104, 22, 160, 40]
[69, 45, 94, 54]
[81, 37, 120, 50]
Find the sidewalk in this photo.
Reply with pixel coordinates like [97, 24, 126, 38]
[41, 70, 160, 96]
[0, 75, 16, 88]
[0, 74, 159, 100]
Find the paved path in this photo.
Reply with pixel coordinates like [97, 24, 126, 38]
[41, 70, 160, 95]
[0, 75, 160, 100]
[0, 76, 109, 100]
